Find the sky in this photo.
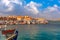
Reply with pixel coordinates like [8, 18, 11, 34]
[0, 0, 60, 20]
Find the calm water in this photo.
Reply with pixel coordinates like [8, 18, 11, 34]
[1, 21, 60, 40]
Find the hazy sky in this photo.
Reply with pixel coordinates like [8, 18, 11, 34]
[0, 0, 60, 19]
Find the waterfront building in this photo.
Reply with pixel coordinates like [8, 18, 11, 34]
[23, 16, 32, 24]
[16, 16, 23, 21]
[0, 16, 48, 25]
[36, 18, 48, 24]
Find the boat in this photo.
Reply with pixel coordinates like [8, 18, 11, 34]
[0, 25, 18, 40]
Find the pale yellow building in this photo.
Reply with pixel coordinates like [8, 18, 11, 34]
[16, 16, 23, 21]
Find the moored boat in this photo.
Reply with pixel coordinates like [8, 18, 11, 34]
[0, 25, 18, 40]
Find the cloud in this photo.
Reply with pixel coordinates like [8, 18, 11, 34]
[0, 0, 24, 16]
[0, 0, 60, 20]
[0, 13, 9, 16]
[0, 0, 34, 16]
[46, 4, 59, 13]
[0, 0, 22, 12]
[41, 4, 60, 19]
[24, 1, 60, 20]
[24, 1, 42, 14]
[2, 0, 22, 6]
[47, 4, 58, 12]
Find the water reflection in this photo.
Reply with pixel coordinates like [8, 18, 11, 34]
[6, 24, 60, 40]
[17, 25, 40, 40]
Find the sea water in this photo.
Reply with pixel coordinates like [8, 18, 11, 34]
[0, 31, 6, 40]
[17, 21, 60, 40]
[1, 21, 60, 40]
